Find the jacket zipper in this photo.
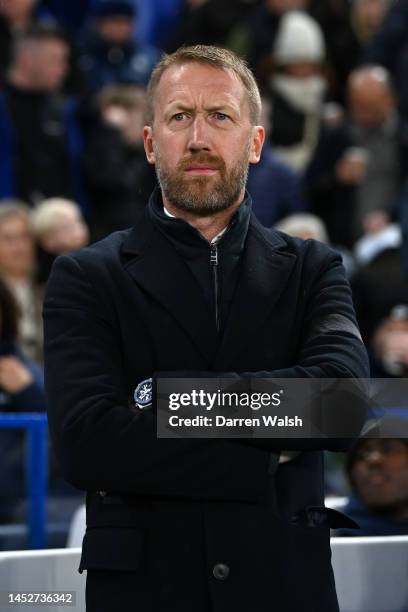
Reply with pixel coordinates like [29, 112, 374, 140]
[210, 243, 220, 333]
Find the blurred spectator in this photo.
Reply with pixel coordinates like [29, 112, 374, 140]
[0, 0, 54, 85]
[267, 11, 328, 172]
[302, 113, 357, 247]
[78, 0, 159, 97]
[167, 0, 259, 54]
[371, 302, 408, 377]
[233, 0, 358, 102]
[351, 221, 408, 375]
[400, 177, 408, 277]
[351, 0, 392, 47]
[274, 212, 329, 241]
[337, 435, 408, 536]
[230, 0, 310, 87]
[0, 202, 43, 362]
[364, 0, 408, 121]
[346, 66, 404, 235]
[0, 24, 87, 213]
[0, 277, 45, 524]
[248, 97, 306, 226]
[303, 65, 406, 247]
[141, 0, 185, 50]
[40, 0, 95, 33]
[83, 84, 156, 239]
[307, 0, 361, 103]
[274, 212, 355, 277]
[31, 198, 90, 283]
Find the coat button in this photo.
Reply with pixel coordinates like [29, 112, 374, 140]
[213, 563, 230, 580]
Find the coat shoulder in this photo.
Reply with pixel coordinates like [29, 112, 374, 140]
[52, 228, 132, 278]
[254, 220, 343, 268]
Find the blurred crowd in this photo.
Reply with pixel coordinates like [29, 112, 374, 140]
[1, 0, 408, 540]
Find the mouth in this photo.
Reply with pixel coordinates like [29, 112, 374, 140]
[364, 473, 388, 487]
[184, 166, 218, 175]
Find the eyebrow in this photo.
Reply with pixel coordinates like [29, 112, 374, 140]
[164, 101, 240, 115]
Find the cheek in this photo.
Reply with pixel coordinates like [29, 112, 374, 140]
[390, 459, 408, 486]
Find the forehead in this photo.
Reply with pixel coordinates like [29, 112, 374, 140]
[356, 439, 408, 456]
[0, 215, 30, 233]
[349, 77, 389, 101]
[26, 38, 68, 59]
[154, 62, 248, 113]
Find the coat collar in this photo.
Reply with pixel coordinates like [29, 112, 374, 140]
[122, 202, 297, 367]
[213, 216, 296, 369]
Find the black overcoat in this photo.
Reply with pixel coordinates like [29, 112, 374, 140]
[43, 206, 369, 612]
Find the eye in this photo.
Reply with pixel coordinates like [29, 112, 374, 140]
[214, 112, 229, 121]
[172, 112, 187, 121]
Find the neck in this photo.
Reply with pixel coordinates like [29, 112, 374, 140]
[8, 15, 32, 31]
[3, 271, 31, 284]
[162, 190, 245, 242]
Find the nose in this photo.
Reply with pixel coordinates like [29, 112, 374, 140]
[187, 114, 210, 153]
[364, 449, 384, 466]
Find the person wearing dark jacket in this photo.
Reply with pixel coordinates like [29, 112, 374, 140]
[0, 0, 54, 86]
[337, 430, 408, 537]
[0, 24, 87, 214]
[44, 45, 369, 612]
[78, 0, 159, 96]
[83, 84, 156, 239]
[248, 145, 306, 227]
[0, 278, 45, 524]
[365, 0, 408, 121]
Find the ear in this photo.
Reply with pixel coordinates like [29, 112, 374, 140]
[143, 126, 155, 164]
[249, 125, 265, 164]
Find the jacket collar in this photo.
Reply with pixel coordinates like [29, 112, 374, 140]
[122, 194, 296, 367]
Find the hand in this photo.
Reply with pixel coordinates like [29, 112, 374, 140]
[0, 356, 34, 393]
[362, 210, 389, 234]
[335, 149, 368, 184]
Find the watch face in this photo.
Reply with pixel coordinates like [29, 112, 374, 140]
[134, 378, 153, 407]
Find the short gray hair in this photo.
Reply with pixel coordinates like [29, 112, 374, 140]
[0, 200, 32, 227]
[31, 198, 82, 237]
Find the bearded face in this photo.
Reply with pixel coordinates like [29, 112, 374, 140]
[143, 63, 265, 218]
[153, 143, 251, 217]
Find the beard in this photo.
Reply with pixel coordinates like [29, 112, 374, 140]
[153, 143, 251, 217]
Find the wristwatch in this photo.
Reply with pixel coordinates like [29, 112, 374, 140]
[134, 377, 153, 410]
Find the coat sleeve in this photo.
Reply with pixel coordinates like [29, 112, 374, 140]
[232, 247, 370, 452]
[158, 246, 370, 453]
[43, 254, 271, 500]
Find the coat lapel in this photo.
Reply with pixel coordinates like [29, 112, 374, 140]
[214, 218, 297, 369]
[122, 215, 220, 365]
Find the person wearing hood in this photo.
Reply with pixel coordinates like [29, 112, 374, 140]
[268, 10, 328, 172]
[78, 0, 160, 97]
[337, 420, 408, 536]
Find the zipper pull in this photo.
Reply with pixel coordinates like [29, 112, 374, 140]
[210, 244, 218, 266]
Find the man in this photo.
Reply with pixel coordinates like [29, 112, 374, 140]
[0, 24, 86, 211]
[44, 45, 369, 612]
[77, 0, 159, 96]
[0, 0, 53, 85]
[346, 65, 403, 234]
[0, 202, 43, 361]
[247, 96, 306, 227]
[83, 84, 156, 239]
[337, 430, 408, 536]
